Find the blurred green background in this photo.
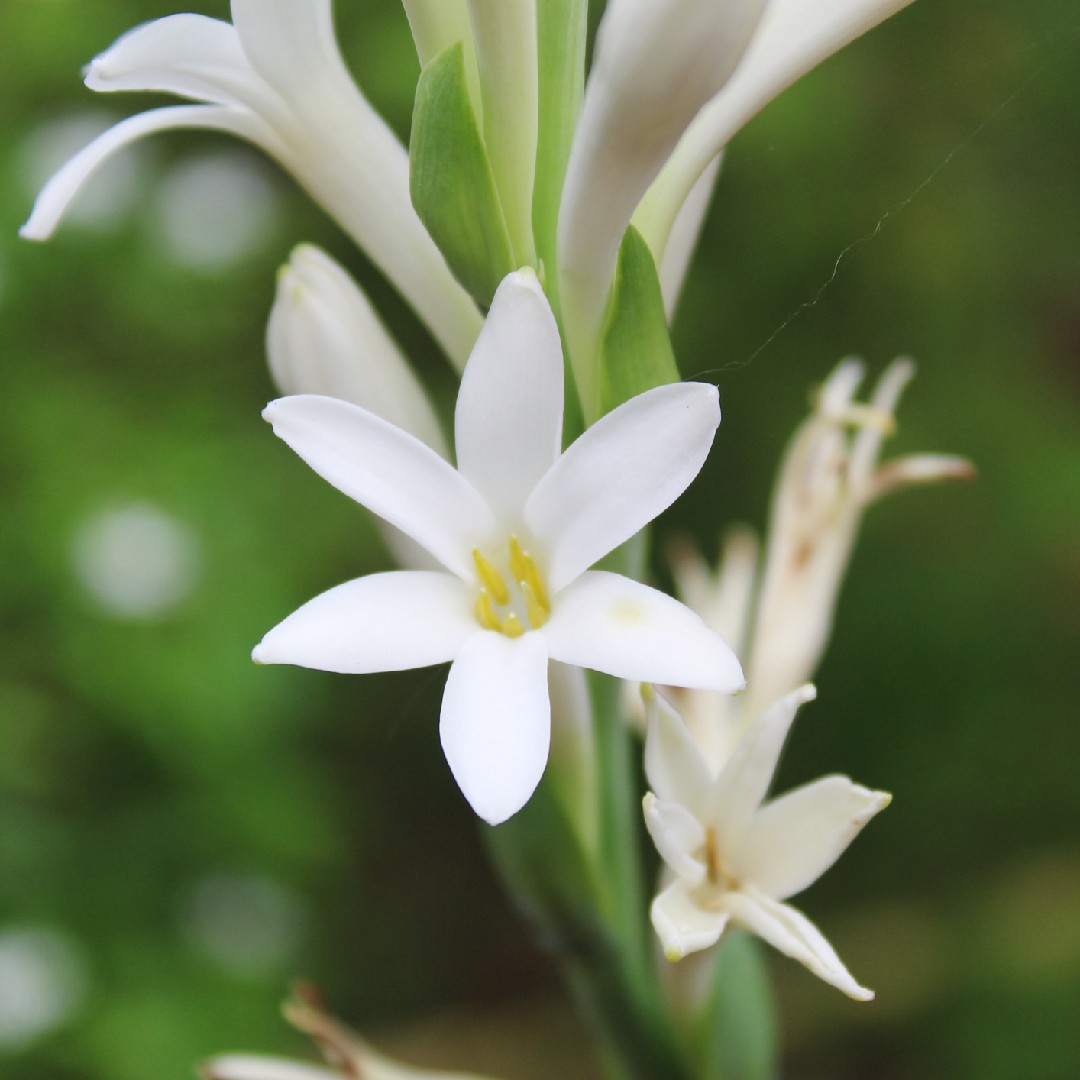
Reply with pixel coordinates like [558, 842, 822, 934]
[2, 1, 1078, 1077]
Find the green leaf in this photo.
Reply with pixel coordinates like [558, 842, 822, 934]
[598, 225, 681, 416]
[410, 41, 515, 308]
[698, 931, 779, 1080]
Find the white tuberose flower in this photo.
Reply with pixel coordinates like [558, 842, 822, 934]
[643, 685, 889, 999]
[19, 0, 481, 368]
[254, 270, 744, 825]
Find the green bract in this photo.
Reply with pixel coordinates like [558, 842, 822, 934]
[410, 42, 515, 309]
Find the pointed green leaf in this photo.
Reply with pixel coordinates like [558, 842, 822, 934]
[410, 42, 515, 308]
[598, 225, 681, 416]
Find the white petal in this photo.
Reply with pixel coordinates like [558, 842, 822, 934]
[526, 382, 720, 591]
[84, 14, 275, 114]
[252, 571, 473, 673]
[454, 271, 564, 518]
[557, 0, 765, 407]
[723, 889, 874, 1000]
[638, 0, 916, 261]
[644, 691, 714, 813]
[267, 245, 448, 456]
[201, 1055, 339, 1080]
[651, 880, 728, 962]
[544, 572, 744, 691]
[735, 776, 891, 900]
[848, 356, 912, 488]
[709, 685, 816, 851]
[440, 631, 551, 825]
[20, 104, 277, 241]
[868, 453, 976, 501]
[643, 793, 707, 886]
[402, 0, 476, 68]
[263, 395, 493, 581]
[231, 0, 349, 100]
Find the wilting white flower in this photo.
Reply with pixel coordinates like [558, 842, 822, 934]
[655, 358, 972, 769]
[267, 244, 447, 456]
[634, 0, 919, 269]
[558, 0, 766, 412]
[254, 270, 743, 824]
[202, 986, 503, 1080]
[643, 684, 889, 999]
[746, 357, 972, 717]
[19, 0, 481, 368]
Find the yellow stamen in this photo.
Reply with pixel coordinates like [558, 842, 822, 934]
[705, 827, 722, 885]
[519, 579, 549, 629]
[476, 589, 501, 632]
[472, 547, 510, 605]
[509, 535, 549, 612]
[502, 612, 525, 638]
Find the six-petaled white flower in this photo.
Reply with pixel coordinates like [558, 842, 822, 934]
[643, 684, 890, 999]
[254, 270, 744, 825]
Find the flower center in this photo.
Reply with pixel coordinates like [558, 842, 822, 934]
[471, 536, 550, 638]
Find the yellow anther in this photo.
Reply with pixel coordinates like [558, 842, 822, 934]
[472, 547, 510, 605]
[519, 579, 549, 629]
[476, 589, 502, 632]
[509, 535, 549, 612]
[502, 612, 525, 638]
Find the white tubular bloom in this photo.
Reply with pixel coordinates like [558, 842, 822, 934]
[254, 270, 743, 824]
[745, 358, 973, 717]
[468, 0, 539, 266]
[643, 685, 890, 999]
[267, 244, 447, 458]
[657, 154, 722, 321]
[634, 0, 919, 261]
[20, 1, 482, 369]
[557, 0, 767, 412]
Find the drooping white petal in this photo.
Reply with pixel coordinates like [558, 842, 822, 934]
[709, 685, 816, 852]
[867, 453, 976, 501]
[735, 776, 891, 901]
[263, 395, 493, 581]
[557, 0, 765, 405]
[651, 879, 729, 962]
[644, 692, 715, 812]
[83, 14, 275, 114]
[20, 104, 278, 241]
[643, 793, 708, 886]
[201, 1054, 340, 1080]
[636, 0, 917, 261]
[440, 631, 551, 825]
[252, 571, 473, 673]
[723, 889, 874, 1000]
[526, 382, 720, 591]
[454, 271, 564, 518]
[267, 244, 448, 456]
[545, 572, 744, 691]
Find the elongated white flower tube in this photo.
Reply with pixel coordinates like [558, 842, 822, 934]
[20, 1, 482, 369]
[267, 244, 447, 457]
[634, 0, 919, 264]
[254, 270, 743, 824]
[557, 0, 766, 411]
[643, 685, 890, 999]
